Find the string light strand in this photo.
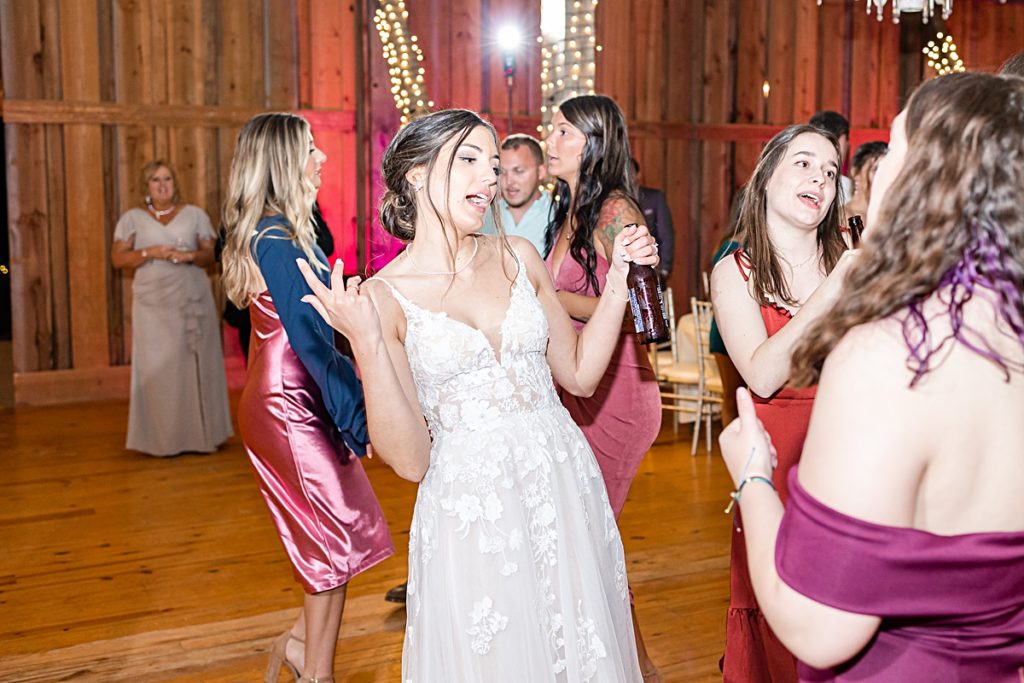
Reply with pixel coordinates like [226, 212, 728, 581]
[373, 1, 433, 126]
[539, 0, 599, 136]
[923, 32, 965, 76]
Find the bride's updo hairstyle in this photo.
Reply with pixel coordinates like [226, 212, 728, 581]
[380, 109, 500, 241]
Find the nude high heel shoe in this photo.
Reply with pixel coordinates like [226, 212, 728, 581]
[264, 631, 302, 682]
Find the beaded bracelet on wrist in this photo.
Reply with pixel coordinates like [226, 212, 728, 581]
[725, 475, 776, 532]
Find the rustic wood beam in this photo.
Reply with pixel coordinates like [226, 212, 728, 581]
[1, 99, 358, 131]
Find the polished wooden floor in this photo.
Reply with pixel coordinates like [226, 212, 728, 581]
[0, 396, 734, 682]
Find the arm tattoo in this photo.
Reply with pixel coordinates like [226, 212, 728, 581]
[598, 201, 630, 254]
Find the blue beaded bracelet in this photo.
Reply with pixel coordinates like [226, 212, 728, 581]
[724, 475, 776, 515]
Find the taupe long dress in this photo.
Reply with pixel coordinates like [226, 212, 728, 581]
[114, 205, 233, 456]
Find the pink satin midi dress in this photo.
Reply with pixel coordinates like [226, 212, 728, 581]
[238, 217, 394, 593]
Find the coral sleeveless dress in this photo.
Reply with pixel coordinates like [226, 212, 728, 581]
[723, 251, 816, 683]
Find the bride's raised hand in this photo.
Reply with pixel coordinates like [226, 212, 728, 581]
[297, 259, 383, 344]
[610, 223, 659, 278]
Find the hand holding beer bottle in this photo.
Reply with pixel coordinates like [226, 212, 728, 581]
[623, 223, 671, 344]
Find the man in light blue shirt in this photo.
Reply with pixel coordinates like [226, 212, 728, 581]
[482, 134, 554, 257]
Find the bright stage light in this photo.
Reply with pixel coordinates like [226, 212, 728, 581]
[497, 24, 521, 134]
[497, 25, 521, 52]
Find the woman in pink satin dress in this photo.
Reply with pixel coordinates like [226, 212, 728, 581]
[222, 113, 394, 683]
[543, 94, 664, 682]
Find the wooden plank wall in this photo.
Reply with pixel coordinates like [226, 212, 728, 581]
[405, 0, 542, 138]
[5, 0, 1024, 404]
[2, 0, 364, 404]
[593, 0, 1024, 306]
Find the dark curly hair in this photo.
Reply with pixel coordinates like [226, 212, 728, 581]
[999, 50, 1024, 78]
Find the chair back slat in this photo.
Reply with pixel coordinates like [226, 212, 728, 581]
[651, 296, 724, 456]
[675, 314, 697, 363]
[691, 299, 715, 359]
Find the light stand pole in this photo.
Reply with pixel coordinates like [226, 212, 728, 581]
[497, 25, 520, 137]
[502, 50, 516, 136]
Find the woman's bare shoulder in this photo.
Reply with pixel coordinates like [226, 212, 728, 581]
[362, 275, 408, 339]
[504, 234, 542, 262]
[710, 250, 752, 305]
[501, 234, 551, 291]
[824, 316, 907, 376]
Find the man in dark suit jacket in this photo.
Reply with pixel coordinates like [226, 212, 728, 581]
[632, 158, 674, 282]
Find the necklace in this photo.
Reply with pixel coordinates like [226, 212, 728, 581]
[147, 201, 176, 219]
[782, 248, 818, 270]
[406, 238, 480, 275]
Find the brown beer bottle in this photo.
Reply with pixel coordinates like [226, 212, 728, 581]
[624, 226, 670, 344]
[848, 215, 864, 248]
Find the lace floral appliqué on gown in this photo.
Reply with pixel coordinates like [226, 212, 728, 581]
[376, 259, 642, 683]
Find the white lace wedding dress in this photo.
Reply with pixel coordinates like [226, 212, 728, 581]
[377, 262, 642, 683]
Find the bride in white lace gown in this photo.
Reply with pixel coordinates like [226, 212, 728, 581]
[299, 110, 656, 682]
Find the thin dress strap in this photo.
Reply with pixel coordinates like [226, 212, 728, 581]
[731, 249, 797, 330]
[369, 276, 415, 311]
[370, 275, 400, 298]
[733, 249, 753, 283]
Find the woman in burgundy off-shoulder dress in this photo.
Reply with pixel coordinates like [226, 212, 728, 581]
[710, 123, 852, 682]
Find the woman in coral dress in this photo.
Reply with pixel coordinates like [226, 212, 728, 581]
[711, 123, 855, 682]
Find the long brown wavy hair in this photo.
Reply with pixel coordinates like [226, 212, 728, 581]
[734, 124, 846, 308]
[791, 72, 1024, 387]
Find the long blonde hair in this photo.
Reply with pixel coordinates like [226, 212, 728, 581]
[222, 113, 325, 307]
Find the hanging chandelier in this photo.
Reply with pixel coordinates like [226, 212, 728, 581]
[815, 0, 1008, 24]
[813, 1, 951, 24]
